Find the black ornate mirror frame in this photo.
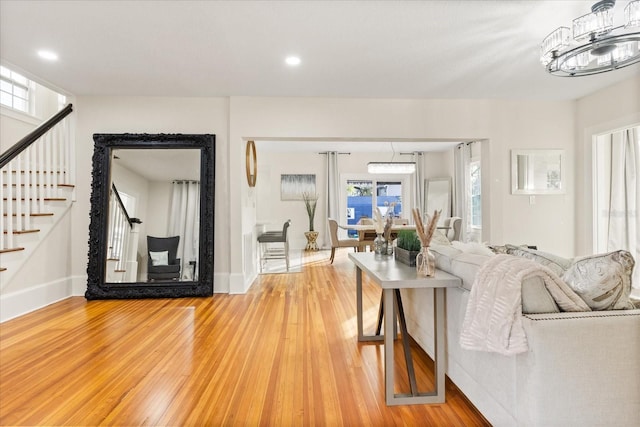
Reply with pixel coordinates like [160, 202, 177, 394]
[85, 133, 215, 299]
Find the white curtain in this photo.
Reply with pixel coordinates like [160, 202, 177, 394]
[412, 152, 425, 219]
[453, 143, 470, 241]
[605, 127, 640, 294]
[325, 152, 340, 247]
[169, 180, 200, 280]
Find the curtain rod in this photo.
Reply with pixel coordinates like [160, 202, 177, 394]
[318, 152, 351, 155]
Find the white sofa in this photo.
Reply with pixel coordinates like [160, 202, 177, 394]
[401, 245, 640, 427]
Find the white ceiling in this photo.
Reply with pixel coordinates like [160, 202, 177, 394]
[114, 149, 201, 182]
[1, 0, 639, 102]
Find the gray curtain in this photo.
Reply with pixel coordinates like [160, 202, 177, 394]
[325, 152, 340, 248]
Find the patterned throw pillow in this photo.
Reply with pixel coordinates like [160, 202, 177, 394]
[562, 250, 635, 310]
[506, 245, 573, 277]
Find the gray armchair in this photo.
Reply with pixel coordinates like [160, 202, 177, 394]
[147, 235, 181, 281]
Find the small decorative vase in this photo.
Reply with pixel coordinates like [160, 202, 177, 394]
[416, 246, 436, 277]
[374, 233, 386, 255]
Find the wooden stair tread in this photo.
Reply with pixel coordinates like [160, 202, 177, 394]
[114, 270, 126, 273]
[3, 229, 40, 235]
[0, 247, 25, 254]
[0, 267, 6, 272]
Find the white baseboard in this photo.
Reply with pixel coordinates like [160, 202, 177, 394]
[228, 273, 246, 294]
[0, 277, 73, 323]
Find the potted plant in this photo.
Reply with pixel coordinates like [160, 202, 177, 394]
[302, 192, 319, 251]
[394, 230, 421, 266]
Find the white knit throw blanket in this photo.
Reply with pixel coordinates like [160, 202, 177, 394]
[460, 254, 590, 355]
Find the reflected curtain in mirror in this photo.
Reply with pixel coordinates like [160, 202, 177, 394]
[169, 180, 200, 280]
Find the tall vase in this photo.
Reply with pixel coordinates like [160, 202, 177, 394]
[416, 246, 436, 277]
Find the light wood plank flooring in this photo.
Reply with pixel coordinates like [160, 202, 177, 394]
[0, 250, 490, 426]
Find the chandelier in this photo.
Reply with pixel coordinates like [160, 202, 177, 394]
[541, 0, 640, 76]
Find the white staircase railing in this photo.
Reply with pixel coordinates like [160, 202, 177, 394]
[0, 104, 74, 262]
[107, 184, 140, 282]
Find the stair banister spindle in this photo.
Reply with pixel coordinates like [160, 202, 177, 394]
[6, 163, 14, 249]
[46, 132, 53, 200]
[37, 135, 44, 213]
[24, 146, 31, 230]
[57, 124, 64, 189]
[51, 127, 58, 198]
[0, 165, 4, 249]
[15, 155, 23, 232]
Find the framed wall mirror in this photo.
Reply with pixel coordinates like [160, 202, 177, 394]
[86, 133, 215, 299]
[511, 149, 564, 195]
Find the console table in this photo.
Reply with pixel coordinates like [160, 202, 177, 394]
[348, 252, 461, 405]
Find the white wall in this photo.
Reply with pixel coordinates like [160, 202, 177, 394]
[72, 96, 230, 294]
[255, 148, 453, 250]
[575, 75, 640, 256]
[230, 96, 577, 292]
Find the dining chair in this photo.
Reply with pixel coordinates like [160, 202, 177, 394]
[327, 218, 368, 264]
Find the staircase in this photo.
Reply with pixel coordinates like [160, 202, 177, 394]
[0, 104, 75, 284]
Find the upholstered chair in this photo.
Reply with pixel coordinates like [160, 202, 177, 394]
[327, 218, 368, 264]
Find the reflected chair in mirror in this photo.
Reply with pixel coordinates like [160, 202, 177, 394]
[328, 218, 369, 264]
[442, 217, 462, 241]
[257, 220, 291, 272]
[147, 236, 181, 281]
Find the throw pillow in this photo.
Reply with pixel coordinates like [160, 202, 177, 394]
[562, 250, 635, 310]
[452, 241, 495, 256]
[431, 229, 452, 246]
[507, 245, 572, 277]
[149, 250, 169, 266]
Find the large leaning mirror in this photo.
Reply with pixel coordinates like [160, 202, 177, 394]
[86, 133, 215, 299]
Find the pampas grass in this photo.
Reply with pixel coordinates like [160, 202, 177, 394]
[412, 208, 441, 247]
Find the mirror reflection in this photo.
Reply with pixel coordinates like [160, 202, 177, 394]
[511, 149, 564, 195]
[106, 149, 201, 283]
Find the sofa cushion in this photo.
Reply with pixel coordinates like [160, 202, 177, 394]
[562, 250, 635, 310]
[450, 253, 491, 291]
[430, 244, 463, 272]
[521, 276, 561, 314]
[506, 245, 572, 276]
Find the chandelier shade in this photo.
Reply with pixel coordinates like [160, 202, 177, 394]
[367, 162, 416, 174]
[541, 0, 640, 76]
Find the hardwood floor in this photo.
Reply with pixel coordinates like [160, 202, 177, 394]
[0, 250, 490, 426]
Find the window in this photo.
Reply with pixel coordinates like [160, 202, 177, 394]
[469, 160, 481, 228]
[345, 177, 404, 237]
[0, 66, 31, 113]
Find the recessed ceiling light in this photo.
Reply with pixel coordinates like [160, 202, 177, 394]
[285, 56, 301, 66]
[38, 50, 58, 61]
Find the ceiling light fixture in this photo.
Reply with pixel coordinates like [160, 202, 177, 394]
[367, 162, 416, 174]
[541, 0, 640, 76]
[285, 56, 301, 66]
[37, 50, 58, 61]
[367, 142, 416, 174]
